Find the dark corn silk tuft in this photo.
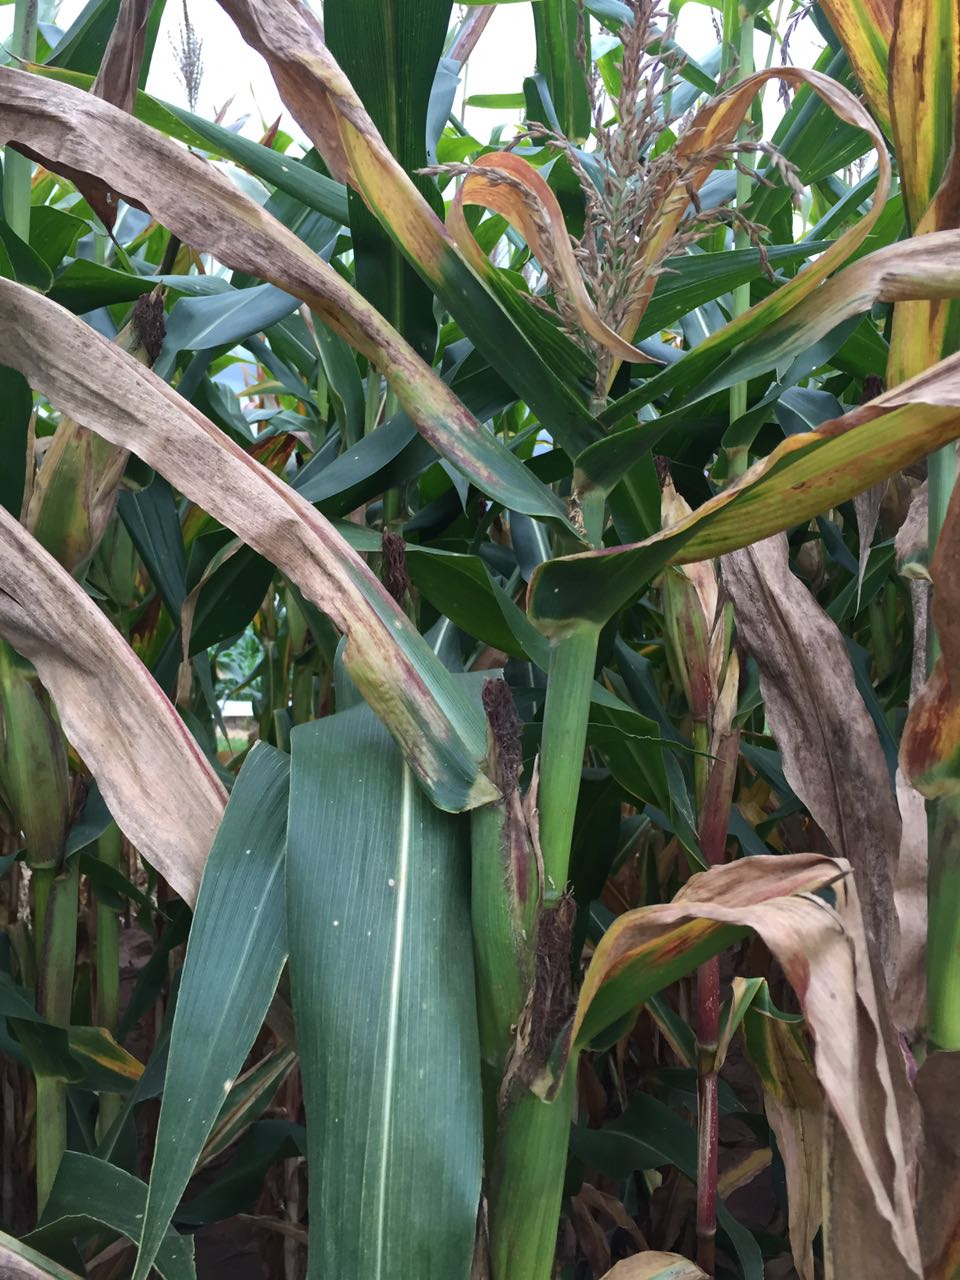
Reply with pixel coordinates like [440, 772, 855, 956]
[132, 291, 167, 365]
[381, 530, 411, 606]
[654, 453, 672, 488]
[482, 677, 522, 796]
[517, 892, 577, 1088]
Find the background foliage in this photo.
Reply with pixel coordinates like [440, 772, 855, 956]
[0, 1, 958, 1278]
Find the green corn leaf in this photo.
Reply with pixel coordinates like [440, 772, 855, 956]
[0, 365, 33, 519]
[287, 700, 482, 1280]
[532, 0, 591, 142]
[26, 1152, 194, 1280]
[532, 353, 960, 634]
[133, 744, 289, 1280]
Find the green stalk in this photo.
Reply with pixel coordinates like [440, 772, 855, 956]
[488, 1068, 576, 1280]
[691, 717, 716, 1272]
[484, 491, 602, 1269]
[471, 799, 534, 1141]
[34, 1076, 66, 1214]
[35, 856, 79, 1211]
[927, 444, 960, 1049]
[537, 480, 604, 898]
[2, 0, 38, 240]
[95, 824, 123, 1139]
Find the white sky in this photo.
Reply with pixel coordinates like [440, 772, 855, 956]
[38, 1, 824, 145]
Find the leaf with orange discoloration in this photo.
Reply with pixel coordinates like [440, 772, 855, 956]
[902, 438, 960, 797]
[448, 152, 659, 365]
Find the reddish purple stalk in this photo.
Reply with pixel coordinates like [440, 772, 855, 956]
[448, 5, 494, 63]
[694, 730, 740, 1276]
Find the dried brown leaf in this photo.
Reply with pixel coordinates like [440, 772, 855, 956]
[571, 854, 922, 1277]
[902, 456, 960, 797]
[739, 977, 823, 1280]
[915, 1050, 960, 1278]
[0, 277, 494, 812]
[722, 534, 901, 982]
[0, 506, 225, 904]
[891, 768, 927, 1032]
[77, 0, 154, 227]
[92, 0, 153, 114]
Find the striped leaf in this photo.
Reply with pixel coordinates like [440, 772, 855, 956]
[287, 700, 482, 1280]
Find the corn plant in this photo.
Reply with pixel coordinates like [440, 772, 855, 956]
[1, 0, 959, 1278]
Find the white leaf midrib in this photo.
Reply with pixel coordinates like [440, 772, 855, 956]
[373, 763, 413, 1277]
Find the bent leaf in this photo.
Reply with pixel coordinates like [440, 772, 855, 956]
[531, 352, 960, 634]
[448, 152, 658, 364]
[565, 854, 922, 1279]
[0, 278, 496, 812]
[0, 505, 225, 905]
[698, 230, 960, 399]
[217, 0, 603, 457]
[0, 67, 572, 529]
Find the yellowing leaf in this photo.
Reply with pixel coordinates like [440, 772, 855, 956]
[67, 1026, 144, 1082]
[817, 0, 894, 133]
[531, 352, 960, 635]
